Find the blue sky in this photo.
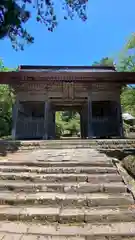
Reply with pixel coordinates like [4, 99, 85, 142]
[1, 0, 135, 68]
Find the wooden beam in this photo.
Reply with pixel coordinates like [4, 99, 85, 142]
[0, 71, 135, 84]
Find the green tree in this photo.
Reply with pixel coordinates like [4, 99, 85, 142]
[126, 33, 135, 50]
[55, 112, 65, 138]
[116, 51, 135, 134]
[0, 59, 15, 137]
[117, 55, 135, 72]
[116, 32, 135, 72]
[61, 110, 76, 122]
[117, 51, 135, 114]
[66, 113, 80, 135]
[121, 87, 135, 116]
[0, 0, 88, 50]
[63, 111, 80, 136]
[55, 110, 80, 137]
[92, 57, 114, 66]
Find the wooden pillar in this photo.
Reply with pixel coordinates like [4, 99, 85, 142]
[48, 110, 55, 139]
[87, 93, 93, 138]
[80, 105, 88, 139]
[117, 101, 124, 138]
[11, 99, 19, 140]
[52, 111, 56, 139]
[80, 111, 85, 139]
[43, 100, 49, 140]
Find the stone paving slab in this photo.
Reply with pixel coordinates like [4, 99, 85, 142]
[0, 149, 108, 162]
[0, 172, 122, 183]
[1, 235, 135, 240]
[0, 172, 89, 182]
[0, 205, 135, 223]
[0, 181, 126, 194]
[0, 221, 135, 236]
[27, 222, 135, 236]
[2, 233, 23, 240]
[0, 160, 113, 167]
[0, 192, 133, 207]
[0, 166, 117, 174]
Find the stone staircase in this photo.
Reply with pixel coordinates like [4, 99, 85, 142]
[0, 148, 134, 239]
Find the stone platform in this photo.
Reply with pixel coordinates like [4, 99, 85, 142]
[0, 139, 135, 155]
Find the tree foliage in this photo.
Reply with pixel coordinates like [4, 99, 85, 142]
[0, 59, 15, 137]
[126, 33, 135, 50]
[117, 55, 135, 72]
[116, 45, 135, 116]
[121, 87, 135, 116]
[92, 57, 114, 66]
[56, 111, 80, 138]
[117, 52, 135, 135]
[55, 112, 65, 138]
[0, 0, 88, 50]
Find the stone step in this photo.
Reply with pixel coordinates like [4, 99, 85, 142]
[2, 139, 135, 153]
[0, 160, 113, 167]
[0, 181, 127, 193]
[0, 192, 133, 207]
[1, 235, 135, 240]
[17, 140, 135, 150]
[0, 166, 117, 174]
[0, 172, 123, 183]
[18, 144, 133, 150]
[0, 221, 135, 237]
[0, 206, 134, 223]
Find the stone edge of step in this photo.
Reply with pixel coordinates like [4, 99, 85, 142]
[0, 206, 134, 223]
[0, 192, 133, 207]
[0, 221, 135, 236]
[0, 182, 127, 194]
[0, 167, 118, 175]
[114, 160, 135, 201]
[0, 173, 123, 184]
